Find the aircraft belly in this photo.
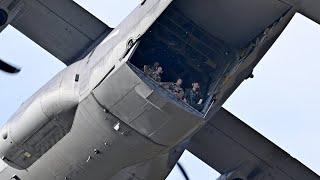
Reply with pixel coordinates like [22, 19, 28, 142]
[93, 63, 204, 146]
[110, 152, 172, 180]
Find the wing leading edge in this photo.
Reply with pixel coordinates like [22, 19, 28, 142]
[188, 108, 320, 180]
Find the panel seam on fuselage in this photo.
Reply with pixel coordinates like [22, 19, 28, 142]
[89, 92, 167, 148]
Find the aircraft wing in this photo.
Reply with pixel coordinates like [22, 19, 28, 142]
[188, 108, 320, 180]
[1, 0, 112, 65]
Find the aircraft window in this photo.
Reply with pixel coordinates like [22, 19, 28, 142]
[129, 6, 236, 115]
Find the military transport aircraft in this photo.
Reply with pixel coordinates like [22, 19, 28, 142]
[0, 0, 319, 179]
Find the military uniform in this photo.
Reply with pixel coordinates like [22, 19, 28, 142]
[185, 89, 204, 111]
[150, 71, 162, 82]
[168, 83, 184, 100]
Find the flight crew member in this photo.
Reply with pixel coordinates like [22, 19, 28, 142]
[150, 66, 163, 82]
[185, 81, 204, 111]
[168, 78, 186, 101]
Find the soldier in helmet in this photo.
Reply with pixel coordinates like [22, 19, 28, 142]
[150, 66, 163, 82]
[168, 78, 185, 101]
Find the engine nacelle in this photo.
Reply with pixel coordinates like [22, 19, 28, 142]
[0, 63, 80, 169]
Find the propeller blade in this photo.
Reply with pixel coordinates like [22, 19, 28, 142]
[0, 60, 20, 74]
[177, 162, 190, 180]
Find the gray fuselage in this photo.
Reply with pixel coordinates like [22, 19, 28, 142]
[0, 0, 290, 178]
[0, 0, 212, 179]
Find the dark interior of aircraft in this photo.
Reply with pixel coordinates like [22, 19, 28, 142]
[129, 5, 237, 114]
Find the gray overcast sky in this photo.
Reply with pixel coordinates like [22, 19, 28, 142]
[0, 1, 319, 179]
